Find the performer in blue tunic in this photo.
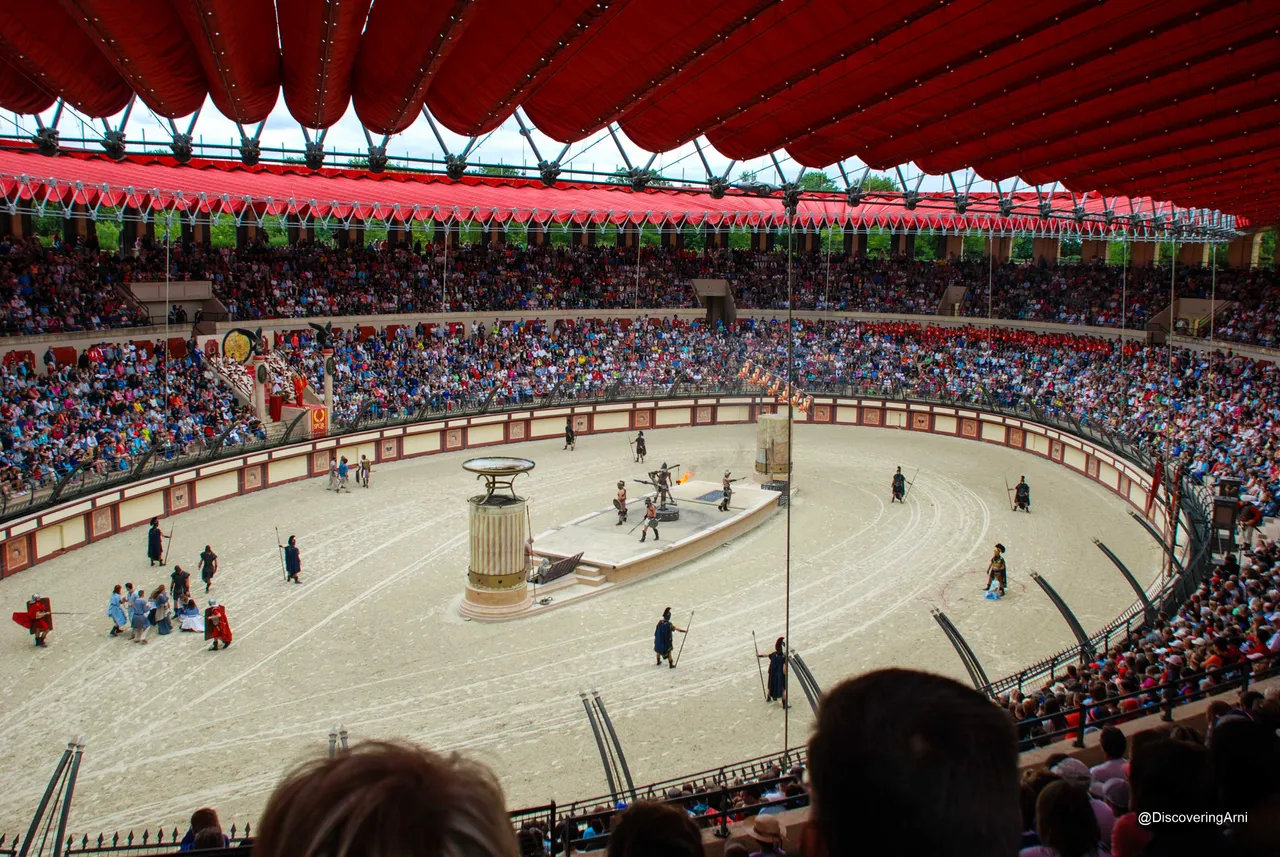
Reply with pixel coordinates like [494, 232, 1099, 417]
[653, 607, 686, 668]
[757, 637, 788, 706]
[147, 517, 167, 566]
[281, 535, 303, 584]
[106, 585, 128, 637]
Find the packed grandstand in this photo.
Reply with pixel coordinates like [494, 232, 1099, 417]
[4, 0, 1280, 854]
[4, 238, 1280, 342]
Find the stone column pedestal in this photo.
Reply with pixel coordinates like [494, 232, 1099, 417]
[322, 347, 335, 415]
[755, 412, 791, 484]
[251, 354, 268, 421]
[460, 457, 536, 619]
[462, 496, 532, 615]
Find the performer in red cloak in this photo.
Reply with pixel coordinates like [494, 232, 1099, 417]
[204, 600, 232, 651]
[12, 594, 52, 647]
[292, 375, 305, 407]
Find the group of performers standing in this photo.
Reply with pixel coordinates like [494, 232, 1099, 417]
[328, 455, 373, 492]
[612, 441, 742, 543]
[14, 508, 315, 650]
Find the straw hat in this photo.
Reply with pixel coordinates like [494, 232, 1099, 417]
[748, 814, 785, 845]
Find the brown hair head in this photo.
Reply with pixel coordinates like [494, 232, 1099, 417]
[806, 668, 1020, 857]
[1035, 782, 1100, 857]
[605, 802, 702, 857]
[255, 741, 517, 857]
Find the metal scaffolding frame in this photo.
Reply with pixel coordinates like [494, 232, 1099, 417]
[0, 99, 1245, 243]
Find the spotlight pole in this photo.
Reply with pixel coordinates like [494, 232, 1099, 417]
[783, 209, 795, 756]
[987, 226, 994, 319]
[634, 223, 642, 310]
[823, 223, 833, 309]
[1121, 238, 1127, 373]
[164, 210, 172, 430]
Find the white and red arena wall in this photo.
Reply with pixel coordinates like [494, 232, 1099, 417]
[0, 386, 1185, 578]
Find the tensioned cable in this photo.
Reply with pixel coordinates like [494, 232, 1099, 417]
[783, 205, 795, 754]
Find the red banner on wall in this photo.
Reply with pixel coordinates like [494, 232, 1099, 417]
[309, 406, 329, 438]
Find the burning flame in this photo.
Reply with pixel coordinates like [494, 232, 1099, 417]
[676, 471, 693, 485]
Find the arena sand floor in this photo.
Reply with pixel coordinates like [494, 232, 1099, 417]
[0, 423, 1164, 834]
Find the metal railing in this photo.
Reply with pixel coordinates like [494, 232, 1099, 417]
[0, 824, 253, 857]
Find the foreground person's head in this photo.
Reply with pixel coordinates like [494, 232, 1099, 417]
[256, 741, 517, 857]
[804, 668, 1020, 857]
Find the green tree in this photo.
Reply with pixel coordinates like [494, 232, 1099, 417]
[95, 217, 120, 252]
[610, 167, 671, 187]
[1259, 229, 1276, 268]
[914, 231, 939, 261]
[210, 214, 237, 248]
[681, 225, 705, 251]
[798, 172, 837, 191]
[963, 235, 988, 259]
[263, 215, 289, 246]
[861, 174, 899, 192]
[866, 227, 892, 258]
[473, 164, 520, 177]
[364, 218, 389, 246]
[1011, 236, 1033, 262]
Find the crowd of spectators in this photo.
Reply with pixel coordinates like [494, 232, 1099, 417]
[260, 316, 1280, 517]
[139, 240, 1280, 335]
[1001, 535, 1280, 755]
[195, 665, 1276, 856]
[737, 320, 1280, 515]
[0, 236, 151, 335]
[6, 315, 1276, 526]
[6, 234, 1280, 346]
[272, 318, 739, 424]
[0, 338, 264, 500]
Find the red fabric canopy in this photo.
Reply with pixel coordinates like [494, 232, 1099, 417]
[0, 3, 133, 117]
[60, 0, 208, 119]
[351, 0, 473, 136]
[0, 0, 1271, 221]
[0, 147, 1201, 236]
[0, 56, 55, 115]
[173, 0, 281, 125]
[277, 0, 370, 130]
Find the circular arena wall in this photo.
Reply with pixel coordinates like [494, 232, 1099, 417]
[1, 392, 1184, 583]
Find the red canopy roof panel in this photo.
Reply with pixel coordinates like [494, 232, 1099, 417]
[0, 147, 1215, 235]
[521, 0, 772, 143]
[617, 0, 920, 154]
[707, 0, 1095, 161]
[425, 0, 616, 137]
[0, 0, 1271, 221]
[0, 55, 55, 115]
[173, 0, 281, 125]
[0, 3, 132, 117]
[60, 0, 208, 119]
[840, 2, 1280, 173]
[277, 0, 371, 129]
[351, 0, 474, 136]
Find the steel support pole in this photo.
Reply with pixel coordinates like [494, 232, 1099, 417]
[1031, 573, 1096, 660]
